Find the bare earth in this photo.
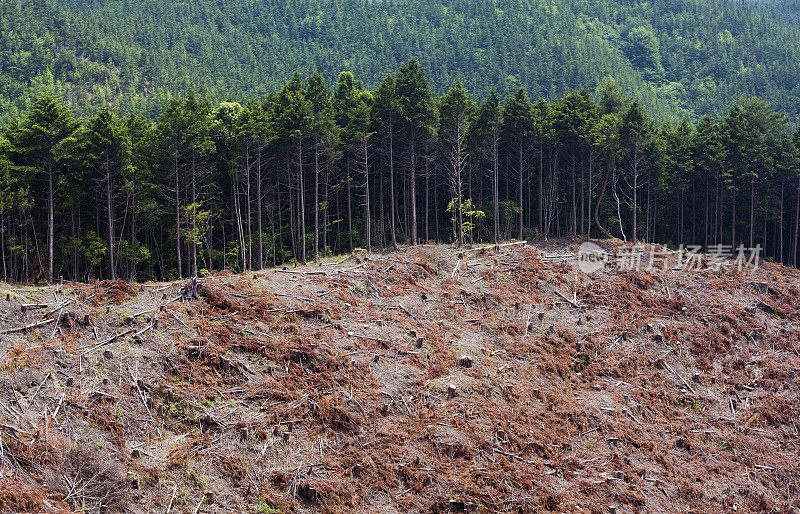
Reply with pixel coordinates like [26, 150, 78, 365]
[0, 240, 798, 513]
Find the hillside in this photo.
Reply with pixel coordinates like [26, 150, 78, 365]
[0, 241, 798, 512]
[4, 0, 800, 122]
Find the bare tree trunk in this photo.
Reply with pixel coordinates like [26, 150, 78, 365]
[298, 137, 306, 264]
[314, 140, 320, 264]
[130, 163, 137, 280]
[779, 179, 784, 263]
[493, 130, 500, 246]
[594, 161, 613, 239]
[106, 152, 115, 280]
[632, 153, 638, 242]
[518, 143, 524, 241]
[410, 134, 418, 245]
[246, 145, 252, 270]
[750, 180, 755, 250]
[424, 147, 430, 244]
[731, 179, 736, 249]
[793, 175, 799, 266]
[389, 122, 398, 250]
[191, 152, 197, 277]
[1, 213, 7, 282]
[539, 146, 544, 235]
[571, 151, 577, 236]
[48, 157, 54, 281]
[364, 137, 371, 253]
[257, 146, 263, 269]
[175, 151, 182, 279]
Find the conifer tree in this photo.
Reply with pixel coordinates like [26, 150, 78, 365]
[395, 59, 436, 245]
[437, 82, 475, 245]
[12, 93, 78, 281]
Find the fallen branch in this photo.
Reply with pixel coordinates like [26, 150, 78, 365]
[78, 329, 135, 354]
[43, 298, 74, 319]
[322, 255, 351, 267]
[21, 303, 49, 311]
[336, 262, 367, 274]
[277, 269, 327, 276]
[663, 361, 697, 395]
[133, 323, 155, 341]
[463, 241, 527, 253]
[171, 312, 189, 330]
[492, 446, 536, 465]
[554, 289, 582, 308]
[0, 318, 55, 335]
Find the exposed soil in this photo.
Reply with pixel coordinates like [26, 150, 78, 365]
[0, 240, 798, 513]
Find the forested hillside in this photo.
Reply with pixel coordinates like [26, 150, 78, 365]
[1, 61, 799, 282]
[3, 0, 800, 123]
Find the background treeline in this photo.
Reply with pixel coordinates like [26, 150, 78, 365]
[2, 61, 800, 282]
[4, 0, 800, 124]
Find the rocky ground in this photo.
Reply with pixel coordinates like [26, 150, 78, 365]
[0, 240, 798, 513]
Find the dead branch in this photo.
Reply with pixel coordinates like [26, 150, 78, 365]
[463, 241, 527, 253]
[277, 269, 327, 276]
[0, 318, 55, 334]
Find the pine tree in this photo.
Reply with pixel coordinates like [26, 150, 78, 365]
[395, 59, 436, 245]
[72, 108, 132, 280]
[618, 101, 653, 242]
[12, 93, 78, 281]
[437, 82, 475, 245]
[501, 88, 534, 241]
[275, 73, 313, 264]
[372, 74, 400, 250]
[471, 89, 502, 245]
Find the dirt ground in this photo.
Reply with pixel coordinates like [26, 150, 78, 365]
[0, 239, 798, 513]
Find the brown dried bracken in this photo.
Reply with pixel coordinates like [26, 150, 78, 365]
[0, 241, 798, 512]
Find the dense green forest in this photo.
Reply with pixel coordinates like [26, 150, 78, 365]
[1, 60, 799, 282]
[4, 0, 800, 124]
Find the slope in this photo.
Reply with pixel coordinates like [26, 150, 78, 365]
[0, 241, 798, 512]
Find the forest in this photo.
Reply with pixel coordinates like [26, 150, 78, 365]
[4, 0, 800, 123]
[1, 60, 799, 282]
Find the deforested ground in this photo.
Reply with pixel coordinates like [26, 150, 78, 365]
[0, 240, 798, 513]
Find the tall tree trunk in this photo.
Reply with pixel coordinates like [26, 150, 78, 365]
[314, 140, 320, 264]
[594, 160, 613, 239]
[571, 151, 577, 236]
[779, 179, 784, 263]
[518, 142, 524, 241]
[539, 145, 544, 235]
[257, 146, 263, 269]
[130, 165, 137, 280]
[191, 152, 198, 277]
[364, 138, 371, 253]
[424, 147, 430, 244]
[389, 122, 398, 250]
[750, 179, 755, 250]
[106, 152, 115, 280]
[298, 137, 306, 264]
[246, 145, 252, 270]
[794, 174, 800, 266]
[48, 157, 54, 281]
[632, 154, 638, 242]
[731, 179, 736, 249]
[347, 155, 353, 251]
[1, 212, 6, 282]
[410, 134, 418, 245]
[493, 130, 500, 246]
[175, 151, 182, 279]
